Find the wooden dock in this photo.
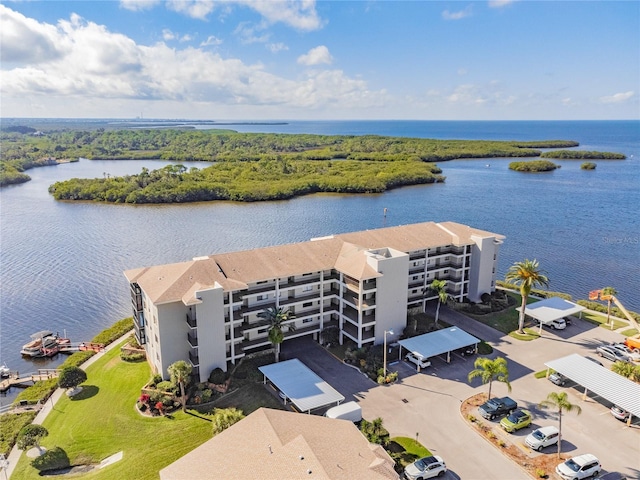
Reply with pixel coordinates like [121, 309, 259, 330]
[0, 369, 59, 393]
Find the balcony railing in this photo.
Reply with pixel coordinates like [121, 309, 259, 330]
[186, 312, 197, 328]
[187, 332, 198, 348]
[188, 349, 199, 366]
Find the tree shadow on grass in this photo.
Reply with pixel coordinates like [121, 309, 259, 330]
[185, 410, 212, 422]
[69, 385, 99, 401]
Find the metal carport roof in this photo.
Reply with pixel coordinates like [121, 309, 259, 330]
[545, 353, 640, 420]
[259, 358, 344, 413]
[398, 327, 480, 362]
[517, 297, 585, 323]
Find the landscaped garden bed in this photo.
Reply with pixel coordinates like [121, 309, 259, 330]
[461, 393, 566, 479]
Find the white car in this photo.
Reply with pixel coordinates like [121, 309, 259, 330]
[404, 455, 446, 480]
[556, 454, 601, 480]
[610, 343, 640, 362]
[525, 425, 559, 451]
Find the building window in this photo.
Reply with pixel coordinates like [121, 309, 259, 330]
[303, 285, 313, 292]
[258, 328, 268, 334]
[257, 294, 266, 301]
[257, 280, 268, 285]
[444, 270, 449, 274]
[303, 302, 313, 308]
[302, 318, 313, 324]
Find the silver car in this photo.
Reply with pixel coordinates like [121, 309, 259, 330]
[595, 345, 631, 363]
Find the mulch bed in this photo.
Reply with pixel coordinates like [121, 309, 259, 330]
[461, 393, 567, 479]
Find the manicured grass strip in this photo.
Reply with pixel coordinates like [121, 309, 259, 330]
[387, 436, 432, 470]
[12, 341, 213, 480]
[509, 328, 541, 342]
[621, 328, 639, 337]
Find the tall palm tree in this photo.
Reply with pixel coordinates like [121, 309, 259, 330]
[427, 279, 449, 327]
[505, 259, 550, 333]
[601, 286, 617, 329]
[467, 356, 511, 400]
[168, 360, 192, 412]
[539, 391, 582, 459]
[258, 306, 296, 363]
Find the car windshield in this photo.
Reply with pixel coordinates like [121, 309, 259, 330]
[564, 460, 580, 472]
[414, 459, 426, 470]
[532, 430, 545, 440]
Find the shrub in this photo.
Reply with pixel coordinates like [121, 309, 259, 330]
[13, 378, 58, 405]
[536, 468, 547, 478]
[60, 351, 96, 368]
[30, 446, 70, 472]
[156, 381, 175, 393]
[467, 414, 477, 423]
[208, 368, 227, 385]
[211, 408, 245, 435]
[0, 411, 37, 456]
[121, 352, 146, 362]
[201, 389, 213, 403]
[150, 374, 163, 386]
[91, 317, 133, 345]
[360, 418, 390, 446]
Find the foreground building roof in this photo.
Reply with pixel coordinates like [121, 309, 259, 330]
[159, 407, 399, 480]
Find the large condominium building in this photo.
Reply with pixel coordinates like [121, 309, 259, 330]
[124, 221, 504, 382]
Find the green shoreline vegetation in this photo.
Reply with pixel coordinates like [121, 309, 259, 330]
[0, 128, 622, 199]
[540, 150, 626, 160]
[2, 128, 572, 190]
[508, 160, 559, 172]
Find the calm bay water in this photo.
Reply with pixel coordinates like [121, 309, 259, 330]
[1, 120, 638, 404]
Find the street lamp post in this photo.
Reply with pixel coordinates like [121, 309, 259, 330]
[383, 329, 394, 380]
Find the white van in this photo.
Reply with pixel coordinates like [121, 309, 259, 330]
[541, 318, 567, 330]
[324, 401, 362, 423]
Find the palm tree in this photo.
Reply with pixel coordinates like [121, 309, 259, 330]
[426, 279, 449, 327]
[467, 356, 511, 400]
[258, 306, 296, 363]
[168, 360, 192, 412]
[505, 259, 550, 333]
[601, 286, 617, 329]
[539, 391, 582, 459]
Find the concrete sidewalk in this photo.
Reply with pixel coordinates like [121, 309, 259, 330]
[4, 331, 132, 479]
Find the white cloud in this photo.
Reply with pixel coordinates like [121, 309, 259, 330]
[165, 0, 217, 20]
[234, 21, 271, 44]
[0, 5, 62, 64]
[0, 7, 379, 115]
[442, 6, 473, 20]
[457, 68, 468, 76]
[239, 0, 323, 31]
[162, 29, 175, 41]
[121, 0, 323, 31]
[488, 0, 515, 8]
[599, 91, 634, 104]
[297, 45, 332, 66]
[267, 42, 288, 53]
[119, 0, 161, 12]
[201, 35, 223, 47]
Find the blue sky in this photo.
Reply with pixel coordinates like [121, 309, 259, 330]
[1, 0, 638, 120]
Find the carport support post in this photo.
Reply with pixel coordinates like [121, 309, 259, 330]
[582, 386, 588, 401]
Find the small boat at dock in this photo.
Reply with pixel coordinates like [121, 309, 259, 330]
[0, 363, 10, 378]
[21, 331, 70, 357]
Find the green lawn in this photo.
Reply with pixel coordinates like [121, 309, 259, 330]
[581, 311, 629, 330]
[463, 292, 537, 335]
[387, 436, 431, 469]
[12, 343, 213, 480]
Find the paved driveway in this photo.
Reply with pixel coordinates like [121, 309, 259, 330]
[279, 309, 640, 480]
[280, 337, 377, 406]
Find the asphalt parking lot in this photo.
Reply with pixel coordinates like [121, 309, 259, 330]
[280, 309, 640, 480]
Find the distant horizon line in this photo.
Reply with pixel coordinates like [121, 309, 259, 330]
[1, 117, 638, 122]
